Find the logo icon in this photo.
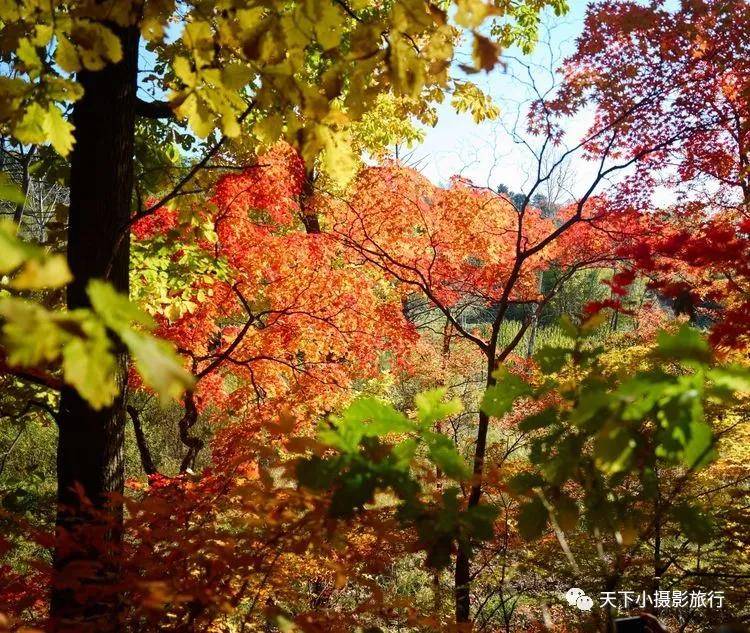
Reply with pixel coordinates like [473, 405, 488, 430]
[565, 587, 594, 611]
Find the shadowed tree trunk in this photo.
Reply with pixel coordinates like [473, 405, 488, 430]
[300, 168, 321, 234]
[455, 341, 498, 626]
[127, 405, 157, 476]
[51, 23, 139, 633]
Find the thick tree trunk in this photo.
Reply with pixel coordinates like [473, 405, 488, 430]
[51, 24, 139, 633]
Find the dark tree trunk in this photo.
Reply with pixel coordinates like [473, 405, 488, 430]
[651, 465, 663, 617]
[454, 544, 472, 624]
[455, 347, 497, 627]
[51, 24, 139, 633]
[300, 168, 321, 234]
[178, 392, 203, 473]
[127, 405, 157, 476]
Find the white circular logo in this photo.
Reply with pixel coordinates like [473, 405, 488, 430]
[565, 587, 585, 606]
[565, 587, 593, 611]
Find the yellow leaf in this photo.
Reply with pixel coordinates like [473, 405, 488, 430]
[10, 255, 72, 290]
[311, 0, 345, 50]
[237, 7, 265, 32]
[17, 38, 42, 77]
[426, 24, 455, 61]
[184, 20, 213, 47]
[0, 173, 26, 206]
[176, 93, 214, 138]
[71, 22, 123, 70]
[45, 76, 84, 102]
[0, 219, 29, 271]
[141, 0, 175, 41]
[56, 36, 81, 73]
[61, 328, 119, 410]
[451, 81, 500, 123]
[390, 34, 426, 98]
[455, 0, 494, 28]
[43, 106, 75, 156]
[391, 0, 432, 32]
[121, 329, 194, 405]
[183, 20, 214, 66]
[253, 113, 283, 146]
[173, 56, 195, 86]
[31, 25, 54, 47]
[310, 124, 357, 186]
[220, 107, 241, 138]
[221, 62, 251, 91]
[14, 103, 47, 146]
[0, 299, 62, 367]
[280, 11, 310, 50]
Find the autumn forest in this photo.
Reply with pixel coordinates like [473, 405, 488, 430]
[0, 0, 749, 631]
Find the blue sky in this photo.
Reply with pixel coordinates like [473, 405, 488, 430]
[409, 2, 597, 196]
[409, 0, 684, 209]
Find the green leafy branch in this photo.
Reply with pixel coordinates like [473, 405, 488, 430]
[0, 220, 193, 409]
[296, 389, 499, 569]
[482, 316, 750, 545]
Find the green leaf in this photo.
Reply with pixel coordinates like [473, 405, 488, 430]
[657, 325, 711, 364]
[10, 255, 71, 290]
[0, 299, 61, 366]
[534, 346, 570, 373]
[481, 367, 532, 418]
[507, 471, 546, 496]
[671, 503, 714, 545]
[541, 435, 582, 484]
[392, 438, 418, 467]
[272, 613, 298, 633]
[296, 455, 338, 491]
[415, 388, 462, 427]
[88, 279, 155, 333]
[594, 423, 636, 475]
[559, 315, 578, 338]
[616, 373, 668, 420]
[61, 324, 119, 410]
[517, 497, 548, 540]
[324, 398, 414, 452]
[463, 503, 498, 541]
[425, 433, 470, 480]
[518, 407, 556, 432]
[120, 329, 193, 404]
[682, 420, 714, 469]
[329, 465, 377, 517]
[569, 386, 610, 427]
[0, 172, 26, 205]
[708, 365, 750, 396]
